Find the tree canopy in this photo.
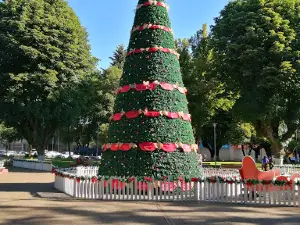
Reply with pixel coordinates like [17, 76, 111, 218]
[0, 0, 97, 158]
[211, 0, 300, 157]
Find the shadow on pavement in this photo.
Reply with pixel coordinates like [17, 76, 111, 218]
[0, 201, 299, 225]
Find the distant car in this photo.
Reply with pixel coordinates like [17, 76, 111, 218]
[18, 151, 28, 156]
[90, 156, 101, 160]
[45, 151, 61, 159]
[0, 150, 6, 157]
[71, 154, 80, 159]
[61, 152, 73, 158]
[6, 151, 17, 156]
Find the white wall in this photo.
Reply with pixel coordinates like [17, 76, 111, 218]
[200, 146, 267, 162]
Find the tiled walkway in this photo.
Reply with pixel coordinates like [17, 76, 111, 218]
[0, 167, 300, 225]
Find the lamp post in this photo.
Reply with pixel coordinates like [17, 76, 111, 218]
[96, 122, 100, 158]
[213, 123, 217, 168]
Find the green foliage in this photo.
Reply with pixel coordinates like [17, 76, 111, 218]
[59, 66, 122, 147]
[210, 0, 300, 156]
[99, 0, 201, 179]
[0, 122, 20, 143]
[0, 0, 96, 155]
[178, 24, 237, 141]
[287, 140, 300, 152]
[109, 45, 126, 69]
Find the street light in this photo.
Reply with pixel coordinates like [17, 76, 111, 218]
[96, 122, 100, 158]
[213, 123, 217, 168]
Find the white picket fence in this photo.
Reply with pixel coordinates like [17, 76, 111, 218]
[61, 166, 99, 176]
[73, 166, 240, 179]
[274, 165, 300, 175]
[13, 159, 52, 172]
[54, 173, 300, 206]
[0, 160, 4, 168]
[203, 168, 240, 178]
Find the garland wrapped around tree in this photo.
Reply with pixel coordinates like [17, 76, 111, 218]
[99, 0, 202, 180]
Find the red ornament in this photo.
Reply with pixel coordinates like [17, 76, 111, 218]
[160, 82, 175, 91]
[139, 142, 157, 151]
[144, 111, 161, 117]
[111, 143, 119, 151]
[166, 112, 179, 119]
[113, 113, 123, 121]
[148, 47, 158, 53]
[161, 143, 177, 152]
[148, 82, 157, 90]
[120, 143, 132, 151]
[126, 111, 140, 119]
[121, 85, 131, 93]
[135, 84, 148, 91]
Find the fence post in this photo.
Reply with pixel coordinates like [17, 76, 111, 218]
[194, 181, 199, 201]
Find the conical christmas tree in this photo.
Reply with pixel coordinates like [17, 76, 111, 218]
[99, 0, 201, 180]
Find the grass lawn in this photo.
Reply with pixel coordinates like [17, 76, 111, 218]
[48, 158, 101, 168]
[49, 158, 76, 168]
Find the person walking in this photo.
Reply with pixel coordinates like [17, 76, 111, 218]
[268, 156, 274, 170]
[262, 156, 269, 171]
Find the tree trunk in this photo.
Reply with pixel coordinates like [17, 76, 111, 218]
[37, 142, 46, 161]
[256, 121, 282, 158]
[264, 125, 282, 158]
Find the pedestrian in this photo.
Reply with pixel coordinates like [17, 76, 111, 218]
[262, 156, 269, 171]
[268, 156, 274, 170]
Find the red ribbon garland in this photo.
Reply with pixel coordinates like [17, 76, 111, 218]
[110, 110, 191, 122]
[116, 82, 187, 95]
[103, 143, 197, 153]
[131, 24, 173, 35]
[127, 47, 179, 58]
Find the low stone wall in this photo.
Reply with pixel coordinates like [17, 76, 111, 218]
[13, 159, 52, 172]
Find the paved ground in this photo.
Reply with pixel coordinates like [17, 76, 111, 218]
[1, 168, 300, 225]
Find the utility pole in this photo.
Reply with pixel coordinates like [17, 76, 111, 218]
[213, 123, 217, 168]
[96, 122, 100, 158]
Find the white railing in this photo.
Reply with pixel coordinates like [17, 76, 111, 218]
[54, 174, 300, 206]
[76, 166, 99, 176]
[0, 160, 4, 168]
[60, 166, 99, 176]
[73, 166, 241, 179]
[13, 159, 52, 172]
[274, 165, 300, 175]
[203, 168, 240, 179]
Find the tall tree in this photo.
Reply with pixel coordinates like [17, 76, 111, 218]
[109, 44, 127, 69]
[0, 0, 96, 160]
[59, 66, 122, 150]
[99, 0, 201, 180]
[211, 0, 300, 157]
[178, 24, 237, 145]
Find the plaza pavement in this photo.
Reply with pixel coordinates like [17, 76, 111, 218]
[0, 167, 300, 225]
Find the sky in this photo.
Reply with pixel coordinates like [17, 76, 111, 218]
[67, 0, 229, 69]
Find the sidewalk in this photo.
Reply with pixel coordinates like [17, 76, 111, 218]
[0, 167, 300, 225]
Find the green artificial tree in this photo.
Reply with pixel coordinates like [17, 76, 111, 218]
[99, 0, 201, 181]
